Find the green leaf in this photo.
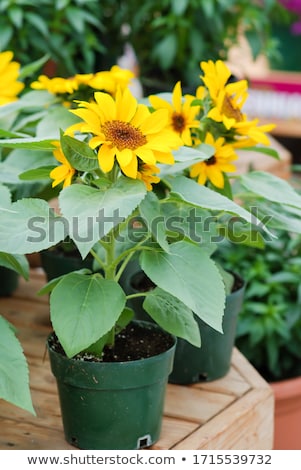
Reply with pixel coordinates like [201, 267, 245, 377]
[162, 202, 219, 247]
[36, 107, 80, 139]
[50, 273, 126, 357]
[37, 268, 92, 296]
[0, 252, 29, 280]
[160, 144, 213, 176]
[116, 306, 134, 333]
[66, 7, 85, 33]
[24, 11, 49, 37]
[153, 34, 177, 69]
[171, 0, 189, 15]
[19, 54, 50, 81]
[170, 176, 263, 227]
[140, 240, 225, 333]
[19, 166, 55, 181]
[240, 146, 279, 159]
[60, 133, 98, 171]
[139, 191, 169, 252]
[0, 137, 56, 151]
[0, 199, 65, 254]
[239, 171, 301, 208]
[143, 287, 201, 347]
[59, 176, 147, 258]
[0, 316, 35, 415]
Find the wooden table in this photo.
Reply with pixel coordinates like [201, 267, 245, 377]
[0, 269, 274, 450]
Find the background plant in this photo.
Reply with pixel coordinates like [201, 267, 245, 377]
[217, 230, 301, 382]
[121, 0, 286, 92]
[0, 0, 125, 78]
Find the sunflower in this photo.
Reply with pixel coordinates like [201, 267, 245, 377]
[87, 65, 134, 96]
[50, 141, 76, 188]
[31, 66, 134, 100]
[0, 51, 24, 105]
[200, 60, 248, 130]
[189, 132, 237, 188]
[232, 119, 276, 147]
[148, 81, 200, 146]
[69, 87, 182, 179]
[31, 75, 79, 95]
[136, 162, 160, 191]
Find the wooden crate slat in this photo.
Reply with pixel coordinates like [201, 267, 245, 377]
[194, 366, 251, 397]
[151, 417, 199, 450]
[171, 388, 274, 450]
[1, 418, 74, 450]
[164, 384, 236, 424]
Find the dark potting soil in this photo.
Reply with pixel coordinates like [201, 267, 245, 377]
[49, 322, 174, 363]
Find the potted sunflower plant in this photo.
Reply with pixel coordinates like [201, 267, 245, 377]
[1, 56, 301, 450]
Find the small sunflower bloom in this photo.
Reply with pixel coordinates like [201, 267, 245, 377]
[87, 65, 134, 96]
[200, 60, 248, 130]
[69, 87, 182, 179]
[190, 133, 237, 189]
[31, 75, 79, 94]
[136, 163, 160, 191]
[50, 141, 76, 188]
[233, 119, 276, 147]
[0, 51, 24, 105]
[149, 81, 200, 146]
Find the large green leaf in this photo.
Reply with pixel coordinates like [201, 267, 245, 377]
[143, 287, 201, 346]
[0, 198, 65, 254]
[0, 316, 35, 415]
[170, 176, 261, 227]
[140, 240, 225, 332]
[59, 176, 147, 258]
[160, 144, 213, 176]
[0, 137, 55, 150]
[239, 171, 301, 208]
[139, 191, 169, 252]
[36, 106, 80, 139]
[60, 133, 99, 171]
[50, 273, 126, 357]
[0, 252, 29, 280]
[162, 202, 219, 247]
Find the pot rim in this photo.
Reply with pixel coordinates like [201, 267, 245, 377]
[271, 375, 301, 400]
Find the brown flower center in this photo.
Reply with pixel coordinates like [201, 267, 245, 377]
[172, 112, 186, 133]
[222, 94, 243, 122]
[102, 120, 147, 150]
[205, 156, 216, 166]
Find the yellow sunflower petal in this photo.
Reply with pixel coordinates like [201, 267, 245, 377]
[94, 92, 116, 121]
[97, 144, 115, 173]
[121, 157, 138, 178]
[116, 87, 137, 122]
[116, 148, 134, 168]
[139, 108, 169, 135]
[206, 166, 225, 188]
[172, 81, 183, 113]
[136, 147, 156, 165]
[148, 95, 172, 111]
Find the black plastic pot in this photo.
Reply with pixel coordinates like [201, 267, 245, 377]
[169, 274, 245, 384]
[0, 266, 19, 296]
[125, 267, 245, 384]
[47, 321, 176, 450]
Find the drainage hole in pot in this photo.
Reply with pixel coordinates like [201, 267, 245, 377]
[138, 434, 151, 449]
[71, 437, 78, 446]
[198, 373, 208, 382]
